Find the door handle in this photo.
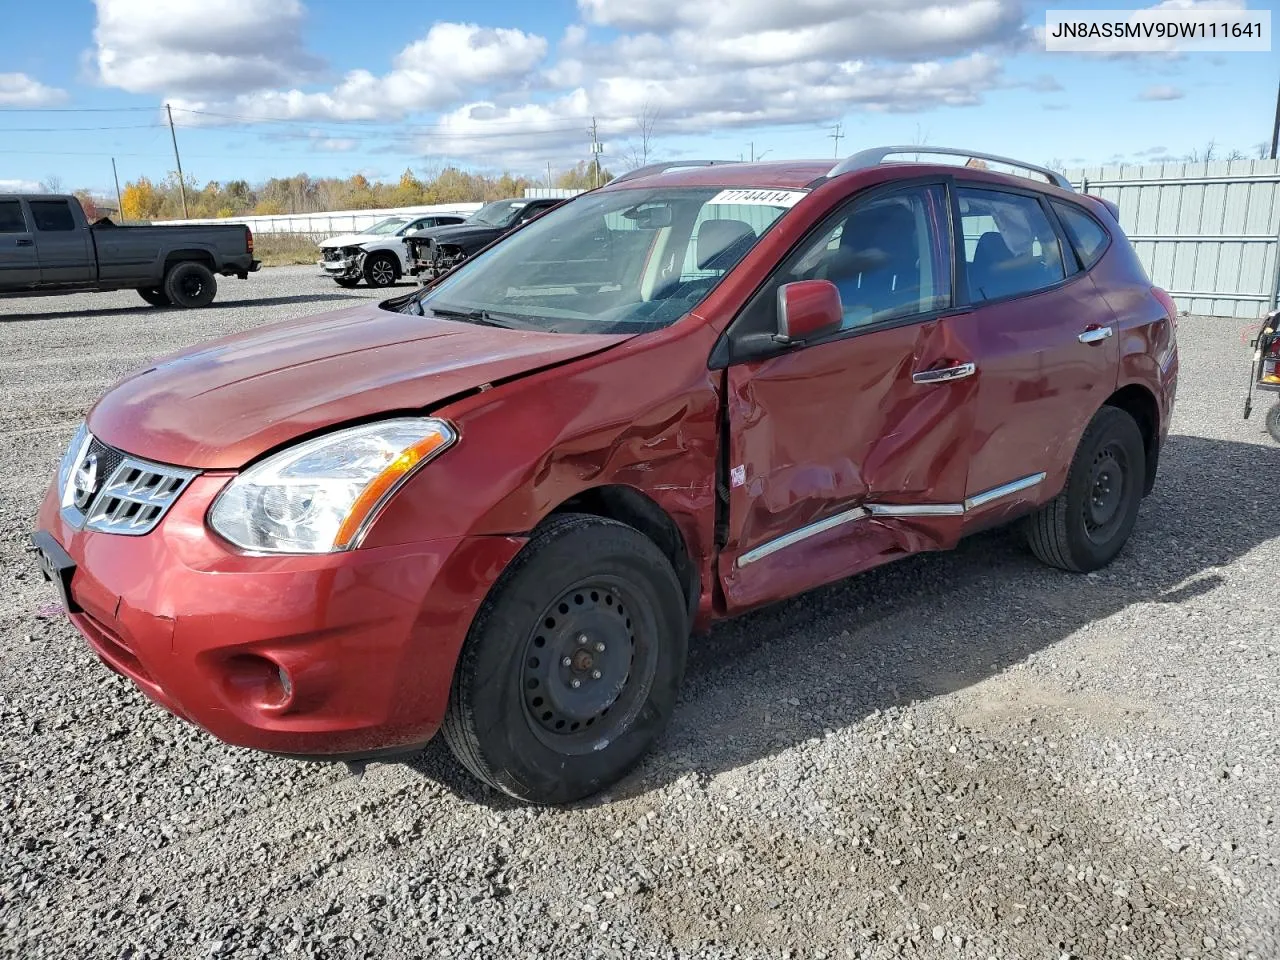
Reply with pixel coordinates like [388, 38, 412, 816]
[1078, 325, 1113, 344]
[912, 362, 976, 385]
[15, 237, 33, 246]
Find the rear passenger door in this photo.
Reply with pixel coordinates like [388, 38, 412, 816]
[30, 199, 93, 285]
[954, 184, 1118, 529]
[0, 198, 39, 288]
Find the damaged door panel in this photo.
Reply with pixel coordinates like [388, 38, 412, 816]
[718, 312, 980, 613]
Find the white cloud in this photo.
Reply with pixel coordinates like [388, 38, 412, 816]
[171, 22, 548, 121]
[92, 0, 323, 96]
[0, 73, 68, 106]
[1138, 84, 1185, 100]
[0, 179, 44, 193]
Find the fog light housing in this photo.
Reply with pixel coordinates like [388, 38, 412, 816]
[223, 654, 293, 710]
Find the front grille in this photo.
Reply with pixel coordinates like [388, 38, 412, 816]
[322, 248, 344, 262]
[62, 434, 198, 536]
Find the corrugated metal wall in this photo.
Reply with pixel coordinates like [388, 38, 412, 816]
[1062, 159, 1280, 319]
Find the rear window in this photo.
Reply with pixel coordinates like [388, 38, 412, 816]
[0, 200, 27, 233]
[29, 200, 76, 232]
[1051, 200, 1110, 269]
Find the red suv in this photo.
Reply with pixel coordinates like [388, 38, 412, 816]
[33, 147, 1178, 804]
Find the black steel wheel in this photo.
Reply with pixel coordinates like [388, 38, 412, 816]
[442, 513, 688, 805]
[137, 286, 170, 307]
[1266, 402, 1280, 444]
[1025, 405, 1146, 572]
[163, 261, 217, 308]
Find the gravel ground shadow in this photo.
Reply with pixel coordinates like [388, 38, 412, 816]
[411, 432, 1280, 806]
[0, 293, 363, 322]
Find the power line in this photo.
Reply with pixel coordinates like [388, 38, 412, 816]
[0, 105, 158, 113]
[0, 123, 163, 132]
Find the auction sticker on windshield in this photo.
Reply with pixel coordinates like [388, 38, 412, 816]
[708, 189, 807, 207]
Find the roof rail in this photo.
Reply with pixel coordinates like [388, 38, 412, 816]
[609, 160, 741, 185]
[828, 146, 1074, 192]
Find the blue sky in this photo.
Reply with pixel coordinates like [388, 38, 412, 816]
[0, 0, 1275, 196]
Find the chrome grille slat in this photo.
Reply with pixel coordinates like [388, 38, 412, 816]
[60, 433, 199, 536]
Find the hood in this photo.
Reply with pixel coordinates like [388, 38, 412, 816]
[318, 232, 380, 249]
[87, 303, 631, 469]
[408, 223, 504, 248]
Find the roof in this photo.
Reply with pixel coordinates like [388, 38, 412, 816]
[603, 160, 833, 191]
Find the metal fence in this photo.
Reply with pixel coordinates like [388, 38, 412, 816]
[157, 202, 483, 238]
[1063, 159, 1280, 319]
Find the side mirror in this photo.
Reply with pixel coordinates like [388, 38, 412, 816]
[776, 279, 843, 344]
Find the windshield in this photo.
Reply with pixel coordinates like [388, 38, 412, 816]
[412, 187, 803, 334]
[466, 200, 528, 228]
[362, 217, 409, 235]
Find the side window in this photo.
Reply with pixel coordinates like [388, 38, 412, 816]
[1051, 200, 1110, 269]
[957, 187, 1065, 302]
[788, 184, 952, 329]
[0, 200, 28, 233]
[29, 200, 76, 232]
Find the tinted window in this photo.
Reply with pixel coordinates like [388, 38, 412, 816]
[0, 200, 27, 233]
[29, 200, 76, 232]
[957, 187, 1065, 302]
[784, 184, 952, 329]
[1051, 200, 1110, 269]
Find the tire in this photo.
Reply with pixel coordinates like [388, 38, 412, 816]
[333, 277, 361, 288]
[1266, 403, 1280, 444]
[442, 513, 689, 805]
[1024, 405, 1147, 573]
[363, 253, 398, 288]
[163, 261, 217, 308]
[136, 287, 170, 307]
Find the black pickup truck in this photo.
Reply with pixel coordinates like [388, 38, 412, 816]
[0, 194, 259, 308]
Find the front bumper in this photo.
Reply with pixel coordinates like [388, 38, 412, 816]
[318, 255, 362, 280]
[34, 474, 524, 758]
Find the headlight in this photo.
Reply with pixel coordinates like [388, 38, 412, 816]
[208, 418, 456, 554]
[57, 422, 89, 505]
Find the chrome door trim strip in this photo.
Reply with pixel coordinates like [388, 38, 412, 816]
[964, 472, 1046, 511]
[736, 506, 869, 568]
[865, 503, 965, 517]
[735, 473, 1049, 568]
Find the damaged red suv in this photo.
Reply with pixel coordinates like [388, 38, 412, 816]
[34, 147, 1177, 804]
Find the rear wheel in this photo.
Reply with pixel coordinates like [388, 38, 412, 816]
[442, 513, 688, 805]
[1025, 405, 1146, 572]
[1266, 402, 1280, 444]
[163, 261, 217, 308]
[363, 253, 398, 288]
[136, 287, 170, 307]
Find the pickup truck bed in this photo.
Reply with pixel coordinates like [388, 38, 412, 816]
[0, 194, 259, 308]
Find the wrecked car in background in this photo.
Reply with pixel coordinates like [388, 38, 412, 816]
[405, 197, 564, 284]
[318, 213, 468, 288]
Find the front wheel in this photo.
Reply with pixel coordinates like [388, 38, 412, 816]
[136, 287, 170, 307]
[1024, 405, 1146, 572]
[333, 277, 361, 288]
[442, 513, 688, 805]
[362, 253, 398, 288]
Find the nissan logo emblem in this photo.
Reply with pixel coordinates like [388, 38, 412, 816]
[72, 453, 98, 510]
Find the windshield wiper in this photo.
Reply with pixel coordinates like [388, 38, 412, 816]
[426, 305, 523, 329]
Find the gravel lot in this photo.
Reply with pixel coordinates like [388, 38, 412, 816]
[1, 267, 1277, 959]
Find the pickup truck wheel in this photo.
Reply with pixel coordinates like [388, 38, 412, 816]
[333, 277, 361, 288]
[441, 513, 688, 805]
[363, 253, 398, 288]
[136, 287, 171, 307]
[1024, 405, 1146, 573]
[163, 262, 217, 308]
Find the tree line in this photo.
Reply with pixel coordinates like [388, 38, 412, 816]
[113, 162, 616, 221]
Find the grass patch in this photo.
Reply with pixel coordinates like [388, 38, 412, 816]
[253, 232, 324, 267]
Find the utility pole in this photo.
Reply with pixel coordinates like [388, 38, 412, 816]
[111, 157, 124, 224]
[546, 161, 553, 189]
[589, 116, 606, 188]
[1270, 75, 1279, 160]
[750, 141, 755, 162]
[165, 103, 189, 218]
[829, 122, 844, 158]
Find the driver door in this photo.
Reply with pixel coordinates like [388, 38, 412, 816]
[715, 182, 983, 613]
